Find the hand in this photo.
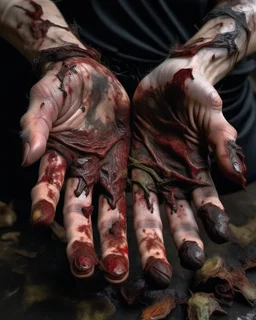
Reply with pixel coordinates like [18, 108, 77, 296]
[20, 55, 130, 283]
[130, 56, 246, 288]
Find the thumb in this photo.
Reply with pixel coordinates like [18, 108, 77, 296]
[207, 110, 246, 188]
[20, 83, 58, 166]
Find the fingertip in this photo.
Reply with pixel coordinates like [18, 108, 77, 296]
[31, 199, 55, 226]
[178, 241, 205, 270]
[22, 132, 47, 166]
[214, 139, 247, 189]
[101, 254, 129, 284]
[197, 202, 230, 244]
[144, 256, 172, 289]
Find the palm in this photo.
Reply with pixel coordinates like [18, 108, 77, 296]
[129, 58, 246, 288]
[21, 57, 131, 283]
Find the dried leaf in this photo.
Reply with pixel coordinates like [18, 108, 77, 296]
[14, 249, 37, 259]
[195, 256, 227, 285]
[50, 220, 66, 243]
[77, 297, 116, 320]
[120, 280, 146, 305]
[140, 295, 175, 320]
[242, 257, 256, 271]
[1, 232, 20, 241]
[188, 293, 227, 320]
[0, 201, 17, 228]
[194, 256, 234, 304]
[229, 218, 256, 247]
[231, 269, 256, 307]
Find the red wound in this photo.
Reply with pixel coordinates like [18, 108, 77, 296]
[101, 254, 128, 281]
[39, 151, 66, 190]
[31, 199, 55, 226]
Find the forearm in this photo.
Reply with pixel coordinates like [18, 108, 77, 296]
[170, 0, 256, 84]
[0, 0, 88, 62]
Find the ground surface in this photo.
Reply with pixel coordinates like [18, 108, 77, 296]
[0, 181, 256, 320]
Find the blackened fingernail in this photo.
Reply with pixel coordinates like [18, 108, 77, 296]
[101, 254, 128, 281]
[178, 241, 205, 270]
[73, 255, 93, 274]
[198, 202, 230, 244]
[21, 142, 30, 167]
[144, 257, 172, 289]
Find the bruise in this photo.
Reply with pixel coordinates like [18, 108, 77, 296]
[130, 69, 210, 212]
[197, 202, 230, 244]
[144, 256, 172, 289]
[178, 241, 205, 270]
[15, 1, 69, 40]
[170, 4, 250, 61]
[71, 240, 99, 275]
[226, 140, 247, 188]
[47, 58, 130, 209]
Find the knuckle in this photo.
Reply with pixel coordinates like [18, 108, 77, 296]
[209, 90, 222, 108]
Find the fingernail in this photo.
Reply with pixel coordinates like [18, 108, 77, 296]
[198, 203, 230, 244]
[101, 254, 128, 281]
[232, 161, 242, 173]
[21, 142, 30, 167]
[178, 241, 205, 270]
[144, 256, 172, 289]
[73, 255, 93, 275]
[31, 200, 55, 226]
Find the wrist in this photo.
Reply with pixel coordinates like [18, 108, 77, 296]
[170, 5, 250, 84]
[0, 0, 86, 62]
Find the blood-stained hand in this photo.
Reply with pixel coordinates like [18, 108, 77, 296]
[130, 55, 247, 288]
[20, 49, 130, 283]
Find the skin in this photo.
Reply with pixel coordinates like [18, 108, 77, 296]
[131, 53, 246, 288]
[22, 55, 131, 282]
[1, 0, 256, 287]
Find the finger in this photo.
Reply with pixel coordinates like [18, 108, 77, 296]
[207, 111, 246, 188]
[165, 199, 205, 270]
[31, 150, 66, 226]
[64, 178, 98, 278]
[20, 77, 59, 167]
[98, 194, 129, 284]
[132, 169, 172, 289]
[191, 170, 230, 244]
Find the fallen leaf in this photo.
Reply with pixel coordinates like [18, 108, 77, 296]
[242, 257, 256, 271]
[1, 232, 20, 241]
[14, 249, 37, 259]
[77, 297, 116, 320]
[229, 218, 256, 247]
[188, 293, 227, 320]
[140, 295, 175, 320]
[0, 201, 17, 228]
[120, 280, 146, 305]
[231, 269, 256, 307]
[50, 220, 66, 243]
